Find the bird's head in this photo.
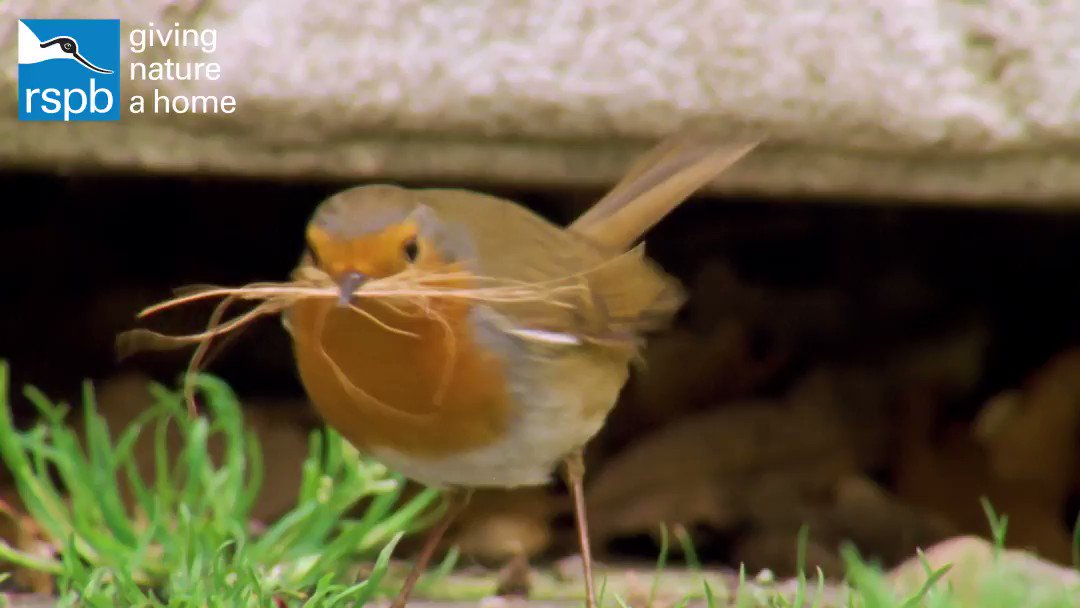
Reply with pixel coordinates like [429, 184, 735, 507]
[38, 36, 78, 60]
[304, 185, 466, 305]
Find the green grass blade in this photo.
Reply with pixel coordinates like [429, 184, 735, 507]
[648, 523, 670, 608]
[1072, 510, 1079, 573]
[900, 563, 952, 608]
[0, 369, 74, 543]
[350, 530, 405, 605]
[703, 579, 718, 608]
[360, 487, 441, 552]
[240, 431, 264, 522]
[792, 525, 809, 608]
[80, 381, 138, 547]
[812, 567, 826, 608]
[0, 538, 63, 574]
[734, 563, 752, 608]
[413, 545, 459, 596]
[674, 524, 702, 572]
[980, 497, 1008, 556]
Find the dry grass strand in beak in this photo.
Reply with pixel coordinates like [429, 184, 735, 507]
[118, 251, 646, 414]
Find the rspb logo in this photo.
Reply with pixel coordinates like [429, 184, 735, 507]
[18, 19, 121, 121]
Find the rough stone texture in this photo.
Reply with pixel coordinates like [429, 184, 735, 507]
[3, 0, 1080, 203]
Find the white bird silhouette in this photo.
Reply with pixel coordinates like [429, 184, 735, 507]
[18, 21, 113, 74]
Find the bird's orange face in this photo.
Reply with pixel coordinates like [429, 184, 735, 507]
[304, 192, 452, 302]
[307, 219, 422, 275]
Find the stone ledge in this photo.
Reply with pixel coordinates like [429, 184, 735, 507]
[5, 0, 1080, 203]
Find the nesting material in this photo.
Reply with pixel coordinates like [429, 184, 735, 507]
[117, 253, 643, 413]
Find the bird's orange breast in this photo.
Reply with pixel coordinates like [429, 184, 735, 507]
[288, 296, 513, 457]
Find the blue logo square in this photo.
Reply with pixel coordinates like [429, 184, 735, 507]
[18, 19, 121, 121]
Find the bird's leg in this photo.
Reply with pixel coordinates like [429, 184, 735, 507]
[563, 449, 597, 608]
[391, 488, 471, 608]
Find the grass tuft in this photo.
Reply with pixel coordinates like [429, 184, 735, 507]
[0, 361, 439, 606]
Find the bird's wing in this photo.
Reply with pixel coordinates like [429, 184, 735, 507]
[415, 189, 683, 346]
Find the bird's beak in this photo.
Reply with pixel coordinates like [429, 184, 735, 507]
[72, 51, 112, 74]
[336, 271, 367, 307]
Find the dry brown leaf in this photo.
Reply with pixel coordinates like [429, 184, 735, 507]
[895, 346, 1080, 563]
[682, 259, 850, 350]
[0, 490, 54, 595]
[586, 397, 857, 547]
[886, 320, 990, 398]
[449, 488, 555, 565]
[897, 399, 1073, 561]
[587, 323, 986, 569]
[977, 348, 1080, 496]
[831, 476, 956, 565]
[621, 320, 786, 428]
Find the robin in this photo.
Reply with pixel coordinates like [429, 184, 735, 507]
[281, 135, 759, 607]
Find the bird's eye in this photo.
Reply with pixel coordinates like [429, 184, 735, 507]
[403, 237, 419, 262]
